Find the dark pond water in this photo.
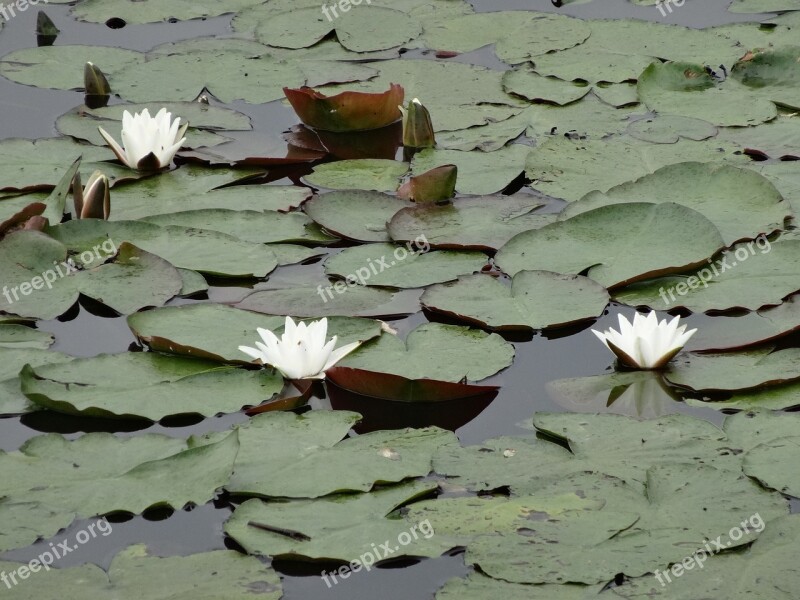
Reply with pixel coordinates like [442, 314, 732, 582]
[0, 2, 789, 598]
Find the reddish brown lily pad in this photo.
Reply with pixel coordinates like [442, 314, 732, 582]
[283, 84, 404, 132]
[398, 165, 457, 203]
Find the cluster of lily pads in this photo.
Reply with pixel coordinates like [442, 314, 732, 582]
[1, 0, 800, 596]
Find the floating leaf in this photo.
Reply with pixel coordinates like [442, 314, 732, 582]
[304, 159, 408, 192]
[21, 352, 282, 421]
[128, 303, 381, 363]
[324, 244, 488, 289]
[304, 190, 413, 243]
[223, 410, 457, 497]
[389, 195, 554, 251]
[340, 323, 514, 382]
[284, 84, 404, 132]
[496, 203, 725, 288]
[421, 271, 609, 331]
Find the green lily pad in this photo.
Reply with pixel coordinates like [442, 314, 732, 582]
[20, 352, 282, 421]
[686, 381, 800, 412]
[70, 0, 263, 23]
[324, 244, 488, 289]
[496, 203, 725, 288]
[435, 109, 530, 152]
[524, 136, 748, 202]
[142, 209, 337, 245]
[0, 232, 182, 320]
[107, 166, 309, 221]
[237, 284, 419, 318]
[638, 61, 777, 126]
[525, 95, 643, 140]
[224, 481, 452, 561]
[0, 325, 54, 350]
[423, 11, 590, 60]
[462, 463, 785, 584]
[529, 41, 655, 84]
[565, 162, 790, 246]
[127, 303, 381, 363]
[56, 102, 250, 149]
[666, 348, 800, 393]
[223, 410, 457, 497]
[47, 219, 279, 278]
[340, 323, 514, 382]
[388, 195, 554, 251]
[321, 59, 525, 132]
[411, 145, 529, 196]
[502, 69, 590, 106]
[687, 297, 800, 352]
[0, 349, 74, 415]
[626, 115, 718, 143]
[250, 6, 421, 52]
[304, 159, 408, 192]
[436, 573, 598, 600]
[0, 45, 143, 91]
[0, 427, 238, 545]
[532, 412, 743, 491]
[612, 514, 800, 598]
[729, 45, 800, 111]
[304, 190, 413, 243]
[421, 271, 609, 331]
[614, 240, 800, 312]
[725, 410, 800, 497]
[718, 114, 800, 160]
[112, 45, 376, 104]
[0, 544, 282, 598]
[0, 137, 140, 193]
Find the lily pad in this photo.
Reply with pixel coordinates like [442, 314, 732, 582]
[0, 427, 238, 537]
[20, 352, 283, 421]
[340, 323, 514, 382]
[0, 348, 74, 415]
[304, 159, 408, 192]
[665, 348, 800, 393]
[388, 195, 555, 251]
[502, 69, 590, 106]
[224, 481, 452, 561]
[127, 303, 381, 363]
[142, 209, 337, 245]
[411, 146, 529, 196]
[614, 240, 800, 312]
[303, 190, 413, 242]
[524, 136, 749, 202]
[421, 271, 609, 331]
[324, 244, 488, 289]
[251, 6, 422, 52]
[0, 232, 182, 320]
[436, 573, 597, 600]
[626, 115, 718, 143]
[0, 45, 144, 91]
[565, 162, 790, 246]
[47, 219, 279, 278]
[0, 324, 54, 350]
[730, 45, 800, 110]
[638, 61, 777, 126]
[0, 544, 282, 598]
[238, 283, 419, 318]
[107, 166, 309, 220]
[70, 0, 264, 23]
[496, 202, 725, 288]
[223, 410, 457, 498]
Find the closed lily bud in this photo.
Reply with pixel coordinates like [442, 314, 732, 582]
[84, 62, 111, 96]
[399, 98, 435, 149]
[74, 170, 110, 220]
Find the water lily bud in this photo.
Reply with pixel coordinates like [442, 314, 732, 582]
[84, 62, 111, 96]
[36, 11, 59, 46]
[399, 98, 435, 149]
[74, 170, 110, 220]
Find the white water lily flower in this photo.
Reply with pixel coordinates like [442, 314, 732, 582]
[98, 108, 187, 171]
[239, 316, 361, 380]
[592, 311, 696, 370]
